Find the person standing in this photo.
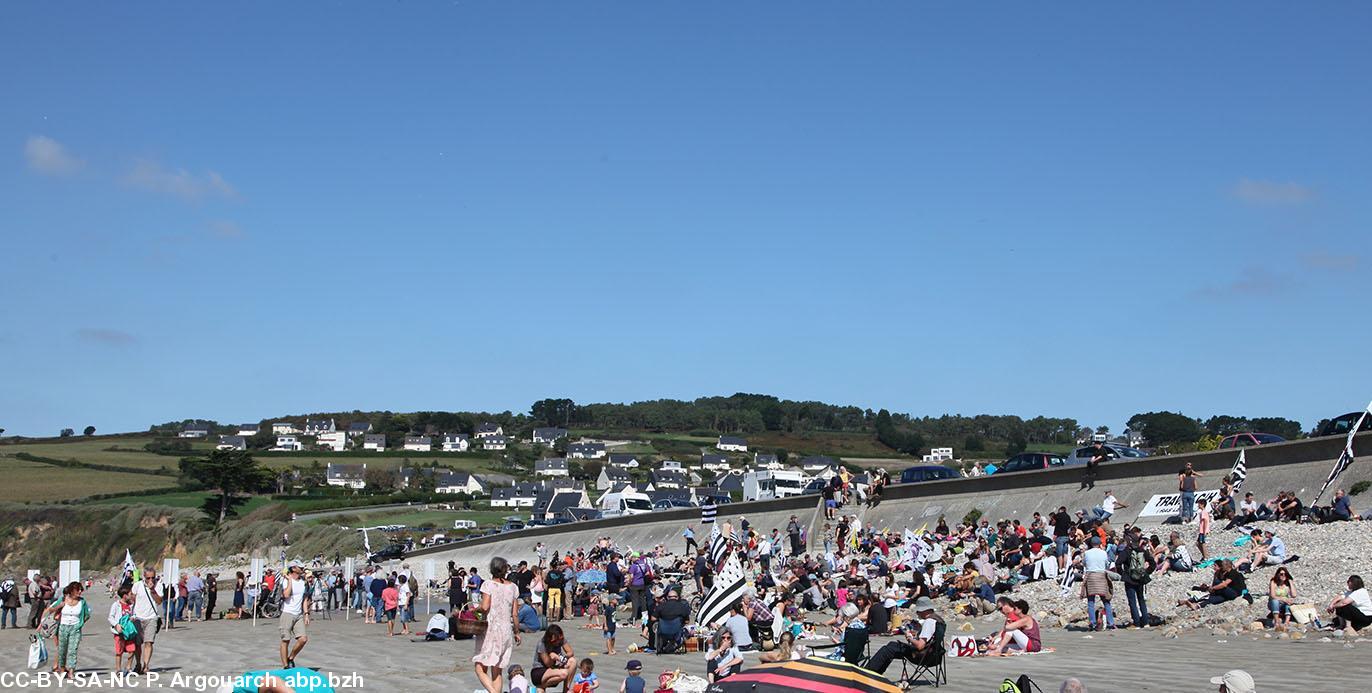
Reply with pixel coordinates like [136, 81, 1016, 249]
[786, 516, 803, 556]
[1119, 528, 1155, 628]
[1080, 537, 1116, 631]
[278, 564, 310, 668]
[132, 567, 163, 674]
[1196, 498, 1213, 561]
[1178, 463, 1203, 523]
[0, 578, 20, 628]
[43, 582, 90, 680]
[232, 571, 246, 618]
[186, 571, 205, 621]
[108, 586, 136, 674]
[28, 575, 53, 629]
[683, 527, 698, 556]
[472, 557, 520, 693]
[203, 573, 217, 621]
[626, 554, 650, 622]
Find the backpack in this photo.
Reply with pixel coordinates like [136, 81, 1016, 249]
[1125, 548, 1149, 584]
[999, 674, 1045, 693]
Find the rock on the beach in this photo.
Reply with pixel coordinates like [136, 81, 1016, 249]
[958, 622, 974, 632]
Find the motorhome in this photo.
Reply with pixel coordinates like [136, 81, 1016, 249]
[598, 489, 653, 518]
[742, 468, 808, 501]
[453, 519, 478, 530]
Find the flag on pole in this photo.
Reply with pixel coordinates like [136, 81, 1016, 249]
[696, 552, 746, 628]
[1312, 402, 1370, 505]
[708, 523, 729, 568]
[1230, 450, 1248, 493]
[122, 549, 136, 572]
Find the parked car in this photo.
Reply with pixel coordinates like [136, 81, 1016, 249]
[500, 517, 526, 532]
[899, 465, 959, 484]
[652, 498, 695, 511]
[1315, 412, 1372, 438]
[699, 493, 733, 505]
[368, 543, 406, 563]
[988, 452, 1067, 474]
[1218, 433, 1285, 449]
[1063, 444, 1149, 466]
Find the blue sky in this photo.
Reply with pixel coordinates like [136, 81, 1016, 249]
[2, 2, 1369, 437]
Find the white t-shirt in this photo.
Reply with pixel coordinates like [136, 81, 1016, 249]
[1102, 495, 1118, 514]
[914, 617, 938, 642]
[133, 580, 163, 620]
[1346, 588, 1372, 616]
[281, 578, 306, 616]
[398, 581, 412, 606]
[426, 613, 448, 632]
[1240, 499, 1258, 514]
[60, 602, 82, 626]
[1082, 547, 1109, 573]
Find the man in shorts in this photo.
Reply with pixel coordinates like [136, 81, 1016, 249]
[132, 566, 164, 674]
[278, 564, 310, 668]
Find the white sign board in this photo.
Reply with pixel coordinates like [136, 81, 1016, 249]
[27, 569, 39, 583]
[424, 559, 436, 584]
[1138, 489, 1222, 517]
[343, 558, 355, 583]
[58, 560, 80, 588]
[250, 558, 266, 588]
[162, 558, 180, 583]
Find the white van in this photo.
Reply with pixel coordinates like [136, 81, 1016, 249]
[453, 519, 477, 530]
[599, 490, 653, 518]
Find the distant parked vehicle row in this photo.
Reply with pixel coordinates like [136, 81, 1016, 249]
[1217, 433, 1285, 448]
[900, 465, 959, 483]
[1316, 412, 1372, 438]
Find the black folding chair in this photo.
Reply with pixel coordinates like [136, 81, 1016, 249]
[898, 620, 948, 688]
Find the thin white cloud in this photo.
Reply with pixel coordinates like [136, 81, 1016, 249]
[75, 328, 137, 346]
[207, 220, 245, 239]
[1301, 252, 1359, 272]
[1193, 267, 1293, 300]
[24, 135, 85, 176]
[122, 158, 238, 201]
[1232, 178, 1315, 205]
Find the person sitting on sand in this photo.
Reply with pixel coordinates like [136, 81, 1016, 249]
[1157, 532, 1193, 574]
[986, 598, 1041, 655]
[1326, 574, 1372, 636]
[424, 609, 450, 640]
[1236, 529, 1286, 573]
[1181, 560, 1250, 611]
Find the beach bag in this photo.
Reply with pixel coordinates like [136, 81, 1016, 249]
[999, 674, 1045, 693]
[118, 614, 139, 639]
[455, 613, 488, 636]
[1290, 603, 1317, 625]
[38, 612, 58, 638]
[27, 634, 48, 669]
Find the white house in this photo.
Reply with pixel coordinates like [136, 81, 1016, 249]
[1125, 430, 1146, 448]
[475, 423, 504, 439]
[753, 453, 784, 470]
[436, 471, 486, 496]
[532, 427, 568, 445]
[179, 423, 211, 438]
[482, 434, 508, 451]
[535, 458, 569, 477]
[317, 431, 347, 452]
[273, 435, 303, 452]
[597, 466, 632, 490]
[236, 424, 260, 437]
[717, 436, 748, 452]
[326, 462, 367, 490]
[442, 433, 471, 453]
[922, 447, 954, 463]
[701, 453, 732, 473]
[271, 422, 299, 435]
[607, 454, 639, 469]
[799, 455, 838, 474]
[658, 459, 683, 471]
[568, 442, 606, 459]
[363, 433, 387, 452]
[490, 484, 540, 508]
[404, 435, 432, 452]
[216, 435, 246, 451]
[347, 422, 373, 437]
[649, 469, 689, 490]
[304, 418, 336, 436]
[742, 468, 807, 501]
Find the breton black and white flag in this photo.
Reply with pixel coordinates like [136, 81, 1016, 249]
[1313, 401, 1371, 505]
[709, 523, 730, 568]
[1057, 555, 1080, 597]
[700, 500, 718, 525]
[696, 552, 746, 628]
[1230, 450, 1248, 493]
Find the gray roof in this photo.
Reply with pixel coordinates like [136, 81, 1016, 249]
[568, 442, 605, 454]
[755, 453, 778, 464]
[701, 453, 729, 465]
[533, 427, 568, 440]
[718, 436, 747, 446]
[601, 467, 631, 481]
[405, 435, 432, 445]
[326, 463, 366, 480]
[238, 424, 260, 432]
[219, 435, 246, 446]
[482, 434, 508, 444]
[651, 469, 689, 486]
[607, 453, 638, 466]
[477, 422, 502, 434]
[535, 458, 569, 471]
[347, 422, 372, 433]
[800, 455, 838, 467]
[184, 423, 211, 433]
[364, 433, 387, 444]
[437, 471, 478, 488]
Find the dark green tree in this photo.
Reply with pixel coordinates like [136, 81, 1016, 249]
[83, 426, 96, 436]
[178, 450, 275, 525]
[60, 428, 74, 437]
[1126, 412, 1203, 446]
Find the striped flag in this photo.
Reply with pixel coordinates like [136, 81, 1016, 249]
[1058, 561, 1080, 597]
[1313, 401, 1371, 505]
[709, 523, 730, 568]
[700, 499, 718, 525]
[696, 552, 746, 628]
[1230, 450, 1248, 493]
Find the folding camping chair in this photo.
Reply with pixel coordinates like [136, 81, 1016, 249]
[897, 620, 947, 688]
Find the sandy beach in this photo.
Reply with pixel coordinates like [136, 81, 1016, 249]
[0, 588, 1366, 692]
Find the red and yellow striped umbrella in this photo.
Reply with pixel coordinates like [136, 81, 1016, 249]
[707, 656, 902, 693]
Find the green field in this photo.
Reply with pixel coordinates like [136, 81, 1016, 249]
[0, 457, 179, 502]
[0, 436, 203, 471]
[302, 508, 512, 529]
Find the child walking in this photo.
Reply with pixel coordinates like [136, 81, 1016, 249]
[1197, 498, 1212, 561]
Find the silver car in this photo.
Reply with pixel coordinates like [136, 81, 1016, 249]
[1064, 444, 1149, 466]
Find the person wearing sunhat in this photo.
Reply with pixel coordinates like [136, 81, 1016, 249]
[620, 660, 645, 693]
[864, 596, 942, 676]
[1211, 669, 1256, 693]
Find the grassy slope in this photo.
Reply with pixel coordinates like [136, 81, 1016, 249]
[0, 457, 179, 502]
[0, 436, 205, 471]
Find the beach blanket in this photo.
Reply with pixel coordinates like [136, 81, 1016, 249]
[1194, 557, 1237, 570]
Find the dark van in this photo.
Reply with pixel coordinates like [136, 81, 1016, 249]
[900, 465, 958, 484]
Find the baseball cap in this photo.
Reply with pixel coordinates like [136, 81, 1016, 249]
[1209, 670, 1255, 693]
[625, 660, 642, 671]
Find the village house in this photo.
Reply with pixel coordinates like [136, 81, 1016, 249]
[304, 418, 336, 436]
[435, 471, 486, 496]
[236, 423, 260, 437]
[606, 453, 639, 469]
[216, 435, 246, 451]
[754, 453, 784, 470]
[567, 441, 607, 459]
[363, 433, 387, 452]
[179, 422, 211, 438]
[325, 462, 367, 490]
[530, 489, 591, 523]
[347, 422, 373, 437]
[475, 423, 504, 439]
[649, 468, 689, 490]
[490, 483, 541, 508]
[922, 447, 954, 463]
[404, 435, 432, 452]
[532, 427, 568, 445]
[271, 422, 300, 435]
[442, 433, 471, 453]
[534, 457, 569, 477]
[701, 453, 732, 473]
[316, 431, 347, 452]
[482, 434, 508, 451]
[799, 455, 838, 474]
[716, 435, 748, 452]
[273, 435, 303, 452]
[596, 466, 632, 490]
